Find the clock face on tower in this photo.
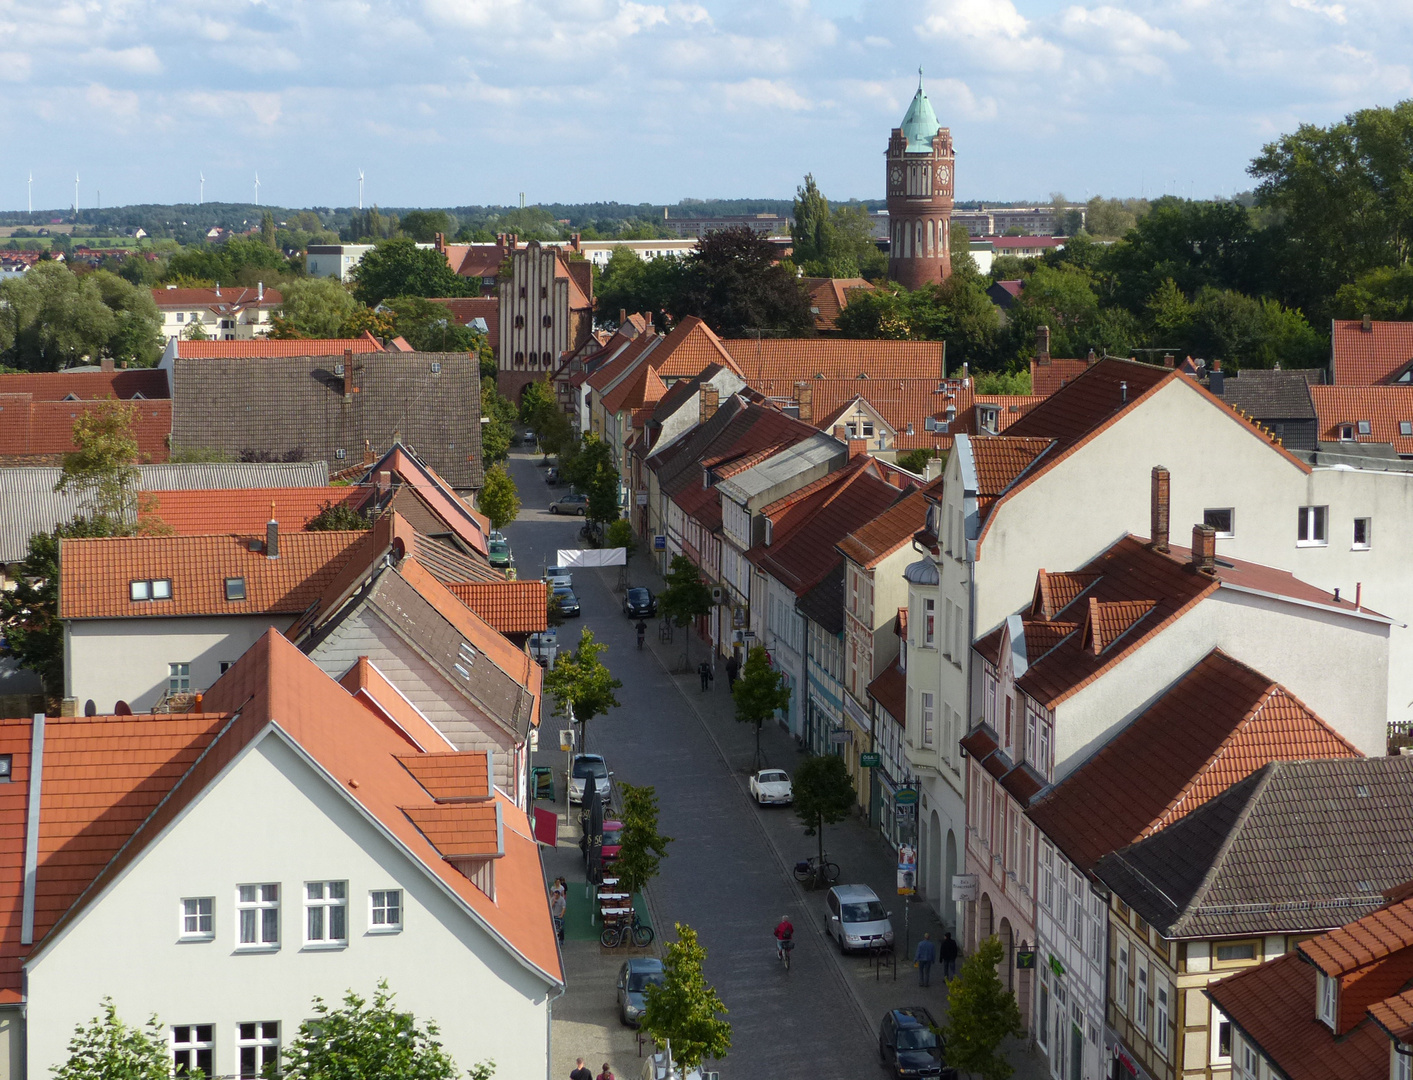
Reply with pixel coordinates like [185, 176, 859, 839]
[936, 164, 950, 186]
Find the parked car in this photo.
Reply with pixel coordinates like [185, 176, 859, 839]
[544, 566, 573, 589]
[545, 466, 560, 485]
[749, 768, 793, 806]
[568, 753, 611, 805]
[553, 585, 581, 617]
[622, 587, 657, 618]
[617, 957, 665, 1027]
[582, 817, 624, 867]
[549, 492, 587, 515]
[529, 629, 558, 667]
[487, 536, 512, 569]
[825, 884, 894, 952]
[879, 1006, 952, 1079]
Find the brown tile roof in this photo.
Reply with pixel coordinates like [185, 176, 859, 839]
[867, 655, 906, 723]
[1094, 756, 1413, 939]
[649, 317, 741, 380]
[401, 803, 501, 857]
[801, 277, 874, 331]
[600, 358, 668, 416]
[1369, 986, 1413, 1042]
[0, 397, 172, 463]
[150, 285, 281, 311]
[1029, 357, 1091, 396]
[584, 335, 657, 394]
[969, 436, 1054, 516]
[837, 485, 934, 568]
[446, 580, 549, 635]
[363, 445, 490, 556]
[1331, 319, 1413, 385]
[1033, 569, 1102, 619]
[0, 369, 168, 400]
[1310, 386, 1413, 453]
[148, 486, 363, 534]
[174, 335, 385, 358]
[722, 338, 944, 384]
[427, 297, 499, 352]
[59, 528, 365, 620]
[960, 725, 1046, 805]
[1205, 953, 1390, 1080]
[1027, 649, 1361, 874]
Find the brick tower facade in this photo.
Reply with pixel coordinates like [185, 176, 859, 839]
[886, 74, 954, 289]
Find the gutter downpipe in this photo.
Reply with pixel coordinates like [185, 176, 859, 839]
[21, 713, 45, 946]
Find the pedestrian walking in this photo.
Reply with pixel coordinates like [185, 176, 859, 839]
[725, 653, 739, 691]
[698, 660, 713, 691]
[550, 887, 566, 943]
[596, 1064, 616, 1080]
[939, 931, 960, 981]
[915, 931, 937, 987]
[570, 1058, 593, 1080]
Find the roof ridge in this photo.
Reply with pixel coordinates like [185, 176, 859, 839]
[1176, 762, 1282, 933]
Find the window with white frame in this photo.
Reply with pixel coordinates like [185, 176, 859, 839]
[1239, 1040, 1259, 1080]
[1318, 971, 1337, 1028]
[237, 883, 279, 948]
[1116, 940, 1129, 1015]
[130, 578, 172, 602]
[921, 692, 935, 747]
[1088, 895, 1102, 963]
[370, 889, 403, 931]
[1041, 842, 1054, 911]
[1155, 981, 1171, 1056]
[180, 897, 214, 940]
[1354, 517, 1371, 550]
[305, 881, 348, 945]
[1135, 960, 1149, 1032]
[168, 663, 191, 694]
[1037, 980, 1050, 1050]
[1398, 1048, 1412, 1080]
[953, 605, 965, 667]
[1057, 866, 1069, 926]
[1021, 823, 1033, 893]
[924, 598, 935, 646]
[1211, 1008, 1233, 1065]
[1008, 808, 1020, 876]
[944, 598, 955, 658]
[1071, 872, 1085, 943]
[1204, 508, 1235, 538]
[1297, 505, 1328, 546]
[237, 1021, 279, 1078]
[172, 1024, 213, 1076]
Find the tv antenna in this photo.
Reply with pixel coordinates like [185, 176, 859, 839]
[199, 172, 205, 205]
[74, 172, 79, 215]
[27, 172, 32, 218]
[358, 169, 365, 210]
[254, 172, 260, 207]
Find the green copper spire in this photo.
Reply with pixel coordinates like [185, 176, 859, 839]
[900, 68, 941, 153]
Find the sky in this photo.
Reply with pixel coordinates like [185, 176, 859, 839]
[1, 0, 1411, 212]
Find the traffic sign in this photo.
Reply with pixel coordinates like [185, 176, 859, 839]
[860, 752, 881, 768]
[894, 787, 919, 806]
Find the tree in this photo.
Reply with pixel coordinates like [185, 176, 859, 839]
[792, 751, 856, 869]
[480, 379, 515, 465]
[400, 209, 454, 243]
[383, 295, 481, 352]
[349, 238, 473, 306]
[657, 554, 714, 670]
[615, 782, 672, 898]
[275, 278, 360, 338]
[732, 645, 791, 767]
[261, 210, 278, 249]
[543, 627, 622, 746]
[163, 236, 290, 287]
[52, 998, 170, 1080]
[605, 518, 637, 558]
[305, 499, 371, 531]
[562, 433, 619, 527]
[519, 378, 556, 431]
[640, 924, 731, 1072]
[1333, 263, 1413, 320]
[675, 226, 813, 336]
[56, 398, 143, 526]
[478, 465, 520, 532]
[897, 448, 935, 474]
[943, 936, 1024, 1080]
[282, 979, 493, 1080]
[0, 263, 162, 371]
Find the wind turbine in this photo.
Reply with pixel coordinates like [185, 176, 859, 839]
[254, 172, 260, 207]
[199, 172, 204, 205]
[358, 169, 364, 210]
[74, 172, 79, 214]
[27, 172, 32, 217]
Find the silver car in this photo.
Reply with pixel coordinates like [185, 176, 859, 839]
[826, 884, 894, 952]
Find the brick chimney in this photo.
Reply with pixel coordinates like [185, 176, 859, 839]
[1209, 358, 1224, 397]
[795, 383, 813, 424]
[99, 357, 114, 372]
[266, 507, 280, 560]
[377, 470, 392, 499]
[1036, 325, 1051, 365]
[1363, 313, 1372, 332]
[699, 386, 719, 424]
[848, 438, 868, 459]
[343, 350, 356, 399]
[833, 424, 846, 440]
[1162, 354, 1175, 369]
[1150, 466, 1170, 552]
[1191, 523, 1217, 575]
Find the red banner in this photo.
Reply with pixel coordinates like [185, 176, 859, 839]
[533, 806, 558, 846]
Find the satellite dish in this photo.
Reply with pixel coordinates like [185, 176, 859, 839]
[83, 700, 96, 716]
[114, 701, 132, 716]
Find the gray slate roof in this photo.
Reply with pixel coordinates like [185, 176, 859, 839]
[798, 561, 845, 635]
[0, 461, 329, 564]
[1093, 756, 1413, 939]
[1215, 371, 1317, 420]
[170, 353, 483, 490]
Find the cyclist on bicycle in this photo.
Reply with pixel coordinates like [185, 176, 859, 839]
[774, 914, 794, 959]
[635, 620, 647, 649]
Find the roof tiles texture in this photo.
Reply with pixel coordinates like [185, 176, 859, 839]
[174, 335, 384, 358]
[1331, 319, 1413, 385]
[151, 286, 281, 311]
[447, 580, 549, 635]
[1302, 895, 1413, 977]
[1029, 357, 1091, 396]
[722, 339, 944, 384]
[148, 486, 363, 535]
[867, 655, 906, 723]
[0, 369, 168, 400]
[837, 486, 933, 568]
[1310, 386, 1413, 453]
[0, 397, 171, 462]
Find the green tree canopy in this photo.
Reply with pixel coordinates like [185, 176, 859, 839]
[56, 398, 144, 525]
[732, 645, 792, 766]
[615, 782, 673, 898]
[400, 209, 455, 243]
[381, 295, 481, 352]
[275, 277, 361, 338]
[562, 433, 620, 526]
[676, 226, 813, 336]
[543, 627, 623, 745]
[163, 235, 291, 287]
[52, 998, 170, 1080]
[0, 263, 163, 371]
[943, 936, 1024, 1080]
[1333, 263, 1413, 320]
[791, 175, 888, 280]
[641, 924, 731, 1071]
[480, 378, 516, 465]
[349, 238, 473, 306]
[658, 554, 714, 668]
[478, 464, 520, 532]
[305, 499, 372, 531]
[792, 751, 856, 866]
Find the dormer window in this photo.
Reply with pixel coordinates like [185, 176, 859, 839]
[1340, 424, 1355, 441]
[1317, 971, 1337, 1030]
[130, 578, 172, 602]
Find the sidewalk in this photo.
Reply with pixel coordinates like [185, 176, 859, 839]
[612, 549, 1049, 1080]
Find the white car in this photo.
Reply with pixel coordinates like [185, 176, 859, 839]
[529, 629, 558, 667]
[749, 768, 793, 806]
[568, 753, 612, 806]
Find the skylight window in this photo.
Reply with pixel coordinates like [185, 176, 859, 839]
[1357, 420, 1372, 435]
[225, 577, 247, 601]
[130, 578, 172, 602]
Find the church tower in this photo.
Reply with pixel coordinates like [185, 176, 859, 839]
[886, 73, 954, 289]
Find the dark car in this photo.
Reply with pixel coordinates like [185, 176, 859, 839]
[622, 587, 657, 618]
[616, 957, 665, 1027]
[553, 585, 581, 617]
[545, 466, 560, 485]
[879, 1007, 952, 1079]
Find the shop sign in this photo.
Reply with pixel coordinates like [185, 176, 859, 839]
[860, 752, 881, 768]
[1048, 953, 1066, 977]
[1015, 948, 1036, 969]
[653, 535, 667, 551]
[951, 874, 978, 902]
[894, 787, 919, 806]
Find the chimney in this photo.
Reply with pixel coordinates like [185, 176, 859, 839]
[1036, 325, 1051, 365]
[1120, 380, 1128, 404]
[1162, 354, 1174, 369]
[1150, 466, 1170, 552]
[100, 357, 114, 372]
[434, 232, 445, 253]
[619, 308, 626, 326]
[1209, 358, 1224, 397]
[848, 438, 868, 459]
[1363, 313, 1372, 332]
[699, 386, 720, 425]
[266, 510, 280, 560]
[343, 349, 356, 398]
[214, 281, 221, 298]
[1088, 348, 1097, 363]
[795, 383, 813, 425]
[1191, 524, 1216, 575]
[377, 469, 392, 499]
[571, 233, 581, 253]
[257, 281, 264, 302]
[833, 424, 847, 441]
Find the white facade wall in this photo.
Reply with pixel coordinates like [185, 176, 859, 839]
[65, 614, 282, 714]
[157, 304, 277, 342]
[760, 571, 806, 736]
[25, 734, 552, 1080]
[1034, 839, 1108, 1080]
[305, 245, 374, 281]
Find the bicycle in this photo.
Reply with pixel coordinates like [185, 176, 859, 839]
[601, 911, 654, 948]
[778, 937, 795, 971]
[792, 854, 840, 889]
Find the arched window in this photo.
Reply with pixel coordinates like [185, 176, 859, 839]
[915, 221, 923, 257]
[927, 218, 935, 258]
[515, 351, 525, 365]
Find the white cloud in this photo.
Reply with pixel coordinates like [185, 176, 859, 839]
[1288, 0, 1347, 23]
[717, 77, 811, 112]
[80, 45, 163, 74]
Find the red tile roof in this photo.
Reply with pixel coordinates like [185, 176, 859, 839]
[600, 359, 668, 416]
[148, 486, 364, 534]
[0, 369, 168, 400]
[446, 580, 549, 635]
[970, 436, 1054, 517]
[1331, 319, 1413, 385]
[0, 397, 172, 462]
[151, 286, 281, 311]
[1309, 386, 1413, 453]
[339, 656, 457, 753]
[837, 485, 934, 568]
[1302, 896, 1413, 978]
[174, 334, 384, 358]
[723, 338, 944, 384]
[1205, 953, 1390, 1080]
[801, 277, 873, 331]
[427, 297, 499, 353]
[867, 655, 906, 723]
[1030, 357, 1091, 396]
[59, 529, 366, 619]
[398, 750, 493, 802]
[1027, 649, 1361, 874]
[648, 317, 741, 380]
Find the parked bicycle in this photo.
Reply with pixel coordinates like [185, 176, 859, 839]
[792, 853, 840, 889]
[601, 910, 654, 948]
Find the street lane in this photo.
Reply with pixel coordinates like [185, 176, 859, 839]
[503, 450, 880, 1080]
